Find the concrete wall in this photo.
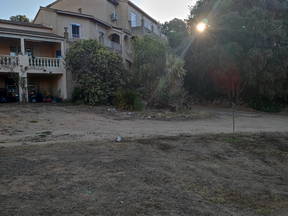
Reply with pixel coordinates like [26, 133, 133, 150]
[49, 0, 117, 26]
[34, 8, 107, 40]
[0, 38, 60, 57]
[0, 38, 21, 55]
[25, 41, 60, 57]
[28, 75, 61, 97]
[39, 0, 160, 33]
[127, 5, 160, 35]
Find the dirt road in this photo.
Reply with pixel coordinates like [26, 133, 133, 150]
[0, 104, 288, 146]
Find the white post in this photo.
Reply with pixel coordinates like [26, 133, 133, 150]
[61, 41, 65, 58]
[20, 38, 25, 55]
[59, 41, 67, 99]
[18, 69, 28, 103]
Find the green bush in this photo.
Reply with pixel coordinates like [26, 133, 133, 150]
[249, 96, 283, 113]
[151, 55, 187, 110]
[131, 36, 168, 101]
[115, 89, 144, 111]
[130, 36, 186, 109]
[66, 40, 127, 105]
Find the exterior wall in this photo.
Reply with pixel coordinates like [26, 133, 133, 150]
[28, 75, 60, 97]
[49, 0, 117, 25]
[117, 0, 130, 30]
[33, 8, 58, 30]
[127, 4, 161, 35]
[34, 9, 107, 41]
[128, 6, 143, 28]
[39, 0, 160, 34]
[0, 38, 21, 55]
[24, 41, 60, 57]
[31, 0, 163, 99]
[57, 15, 96, 40]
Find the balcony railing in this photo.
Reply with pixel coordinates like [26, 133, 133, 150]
[0, 55, 19, 67]
[29, 57, 61, 68]
[0, 55, 64, 74]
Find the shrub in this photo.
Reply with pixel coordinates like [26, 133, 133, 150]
[151, 55, 187, 110]
[249, 96, 283, 113]
[66, 40, 127, 105]
[71, 87, 83, 103]
[115, 89, 144, 111]
[130, 36, 186, 109]
[131, 36, 167, 100]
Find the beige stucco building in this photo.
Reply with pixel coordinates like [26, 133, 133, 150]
[0, 0, 163, 102]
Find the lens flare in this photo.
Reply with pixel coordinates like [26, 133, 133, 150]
[196, 22, 207, 33]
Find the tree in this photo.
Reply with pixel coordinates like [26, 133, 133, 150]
[184, 0, 288, 111]
[161, 19, 190, 56]
[10, 15, 30, 23]
[65, 40, 127, 105]
[131, 36, 186, 109]
[131, 36, 167, 101]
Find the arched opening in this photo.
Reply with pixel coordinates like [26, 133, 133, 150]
[109, 33, 120, 44]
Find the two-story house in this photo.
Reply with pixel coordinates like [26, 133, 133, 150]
[0, 19, 67, 102]
[0, 0, 162, 102]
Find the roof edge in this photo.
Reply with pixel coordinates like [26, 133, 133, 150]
[0, 19, 52, 30]
[128, 1, 159, 24]
[46, 0, 61, 8]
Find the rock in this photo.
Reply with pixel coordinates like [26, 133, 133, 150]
[116, 136, 123, 142]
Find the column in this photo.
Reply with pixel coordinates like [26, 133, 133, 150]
[60, 41, 67, 99]
[18, 69, 28, 103]
[20, 38, 25, 55]
[61, 41, 65, 58]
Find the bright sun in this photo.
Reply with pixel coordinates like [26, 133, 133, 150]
[196, 22, 207, 33]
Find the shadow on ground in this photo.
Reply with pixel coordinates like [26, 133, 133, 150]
[1, 133, 288, 216]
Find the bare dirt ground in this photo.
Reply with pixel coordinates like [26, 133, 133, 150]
[1, 133, 288, 215]
[0, 104, 288, 147]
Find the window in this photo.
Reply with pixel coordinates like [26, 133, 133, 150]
[144, 20, 152, 31]
[130, 12, 137, 27]
[56, 50, 62, 58]
[71, 24, 80, 38]
[10, 47, 20, 56]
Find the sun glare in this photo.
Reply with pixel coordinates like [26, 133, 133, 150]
[196, 22, 207, 33]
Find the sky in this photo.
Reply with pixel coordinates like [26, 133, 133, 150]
[0, 0, 196, 23]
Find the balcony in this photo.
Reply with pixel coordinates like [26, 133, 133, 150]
[0, 23, 67, 101]
[29, 57, 61, 68]
[0, 54, 64, 74]
[0, 55, 19, 67]
[131, 26, 167, 40]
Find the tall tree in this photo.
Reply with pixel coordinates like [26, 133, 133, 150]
[161, 19, 190, 56]
[185, 0, 288, 110]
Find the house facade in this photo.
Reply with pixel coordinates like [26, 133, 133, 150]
[0, 20, 67, 102]
[0, 0, 162, 102]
